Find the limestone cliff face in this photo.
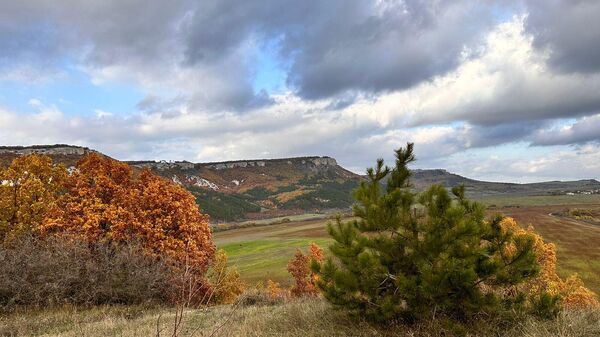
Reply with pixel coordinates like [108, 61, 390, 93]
[0, 145, 92, 156]
[206, 161, 266, 170]
[0, 145, 357, 198]
[132, 161, 195, 171]
[126, 156, 352, 194]
[203, 156, 337, 171]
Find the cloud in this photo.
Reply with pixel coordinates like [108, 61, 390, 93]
[2, 1, 600, 182]
[444, 143, 600, 183]
[183, 1, 501, 99]
[0, 0, 504, 108]
[282, 1, 497, 99]
[532, 114, 600, 146]
[354, 17, 600, 127]
[0, 0, 269, 110]
[524, 0, 600, 73]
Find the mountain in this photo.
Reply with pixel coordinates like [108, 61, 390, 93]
[2, 145, 599, 222]
[126, 156, 361, 221]
[411, 169, 600, 198]
[0, 145, 361, 222]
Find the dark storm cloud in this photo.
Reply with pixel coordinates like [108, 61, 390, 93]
[285, 1, 496, 99]
[464, 122, 546, 148]
[524, 0, 600, 73]
[0, 0, 188, 68]
[457, 84, 600, 126]
[184, 0, 497, 99]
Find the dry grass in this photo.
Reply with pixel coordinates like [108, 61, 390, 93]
[275, 189, 312, 203]
[2, 299, 600, 337]
[495, 204, 600, 293]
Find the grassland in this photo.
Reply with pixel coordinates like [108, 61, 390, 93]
[232, 212, 334, 226]
[3, 299, 599, 337]
[477, 194, 600, 207]
[214, 218, 336, 285]
[215, 196, 600, 294]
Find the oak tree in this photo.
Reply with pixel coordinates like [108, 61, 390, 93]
[0, 155, 67, 243]
[41, 153, 215, 270]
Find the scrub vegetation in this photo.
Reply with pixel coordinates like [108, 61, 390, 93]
[1, 147, 599, 336]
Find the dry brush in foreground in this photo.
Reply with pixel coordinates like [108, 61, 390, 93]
[2, 298, 600, 337]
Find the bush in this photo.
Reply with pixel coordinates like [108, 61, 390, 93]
[0, 235, 175, 309]
[0, 155, 67, 243]
[288, 243, 324, 297]
[206, 250, 245, 304]
[237, 280, 288, 306]
[314, 144, 541, 322]
[41, 154, 215, 272]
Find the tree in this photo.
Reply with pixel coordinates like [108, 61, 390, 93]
[288, 243, 324, 297]
[41, 153, 215, 271]
[314, 144, 541, 321]
[0, 155, 67, 243]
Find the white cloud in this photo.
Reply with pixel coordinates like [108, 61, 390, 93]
[359, 17, 600, 127]
[2, 7, 600, 182]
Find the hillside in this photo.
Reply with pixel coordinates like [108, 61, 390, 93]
[412, 169, 600, 198]
[127, 156, 360, 222]
[0, 145, 362, 222]
[2, 145, 599, 222]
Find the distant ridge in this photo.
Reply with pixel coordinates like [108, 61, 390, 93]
[1, 144, 599, 221]
[411, 168, 600, 198]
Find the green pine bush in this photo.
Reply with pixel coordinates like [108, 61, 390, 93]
[313, 143, 540, 322]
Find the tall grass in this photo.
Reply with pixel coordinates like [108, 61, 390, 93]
[2, 298, 599, 337]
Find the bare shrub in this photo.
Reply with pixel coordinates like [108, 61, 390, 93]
[0, 235, 175, 309]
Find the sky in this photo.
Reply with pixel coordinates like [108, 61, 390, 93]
[0, 0, 599, 182]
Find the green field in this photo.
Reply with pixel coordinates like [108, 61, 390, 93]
[215, 196, 600, 294]
[214, 218, 337, 285]
[219, 238, 332, 285]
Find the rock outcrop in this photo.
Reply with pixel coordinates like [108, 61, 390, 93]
[0, 145, 92, 156]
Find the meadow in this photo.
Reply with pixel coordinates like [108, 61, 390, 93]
[214, 218, 336, 285]
[478, 194, 600, 207]
[4, 299, 600, 337]
[215, 195, 600, 293]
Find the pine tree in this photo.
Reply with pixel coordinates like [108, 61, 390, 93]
[313, 143, 540, 321]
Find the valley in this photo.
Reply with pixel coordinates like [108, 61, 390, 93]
[215, 199, 600, 293]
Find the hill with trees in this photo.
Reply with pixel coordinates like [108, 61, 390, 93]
[2, 145, 599, 222]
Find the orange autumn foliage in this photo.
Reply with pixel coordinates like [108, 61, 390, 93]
[287, 243, 324, 297]
[500, 217, 599, 310]
[0, 155, 67, 243]
[41, 153, 215, 270]
[267, 279, 286, 299]
[207, 250, 245, 304]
